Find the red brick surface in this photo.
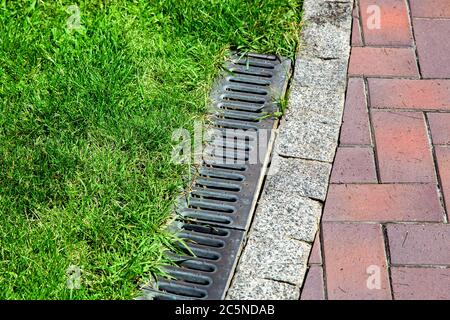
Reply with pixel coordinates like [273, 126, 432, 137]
[435, 146, 450, 217]
[302, 0, 450, 300]
[308, 232, 322, 265]
[369, 79, 450, 110]
[428, 113, 450, 145]
[359, 0, 413, 46]
[339, 78, 371, 145]
[300, 266, 325, 300]
[387, 224, 450, 265]
[352, 7, 363, 46]
[322, 222, 391, 300]
[330, 147, 377, 183]
[414, 19, 450, 78]
[391, 267, 450, 300]
[410, 0, 450, 18]
[349, 47, 418, 77]
[372, 111, 435, 183]
[323, 184, 443, 222]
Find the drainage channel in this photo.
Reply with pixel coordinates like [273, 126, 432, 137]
[139, 52, 292, 300]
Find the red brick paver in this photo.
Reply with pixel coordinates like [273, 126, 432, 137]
[352, 6, 363, 46]
[387, 224, 450, 265]
[435, 146, 450, 217]
[414, 19, 450, 78]
[372, 111, 435, 183]
[322, 222, 391, 300]
[323, 184, 443, 222]
[410, 0, 450, 18]
[391, 267, 450, 300]
[330, 147, 377, 183]
[300, 266, 325, 300]
[340, 78, 371, 145]
[308, 231, 322, 265]
[369, 79, 450, 110]
[301, 0, 450, 300]
[428, 113, 450, 145]
[349, 47, 418, 77]
[359, 0, 413, 46]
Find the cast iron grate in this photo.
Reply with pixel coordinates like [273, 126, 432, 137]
[139, 52, 292, 300]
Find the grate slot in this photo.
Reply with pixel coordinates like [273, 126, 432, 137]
[205, 149, 250, 162]
[218, 101, 264, 113]
[199, 168, 245, 181]
[227, 76, 271, 87]
[180, 210, 234, 225]
[221, 110, 262, 122]
[214, 119, 259, 130]
[202, 154, 251, 169]
[191, 189, 238, 202]
[171, 257, 218, 273]
[187, 200, 235, 214]
[163, 267, 212, 286]
[196, 179, 241, 191]
[212, 137, 252, 151]
[222, 93, 266, 105]
[204, 163, 247, 172]
[235, 60, 275, 70]
[225, 85, 268, 96]
[176, 244, 221, 261]
[228, 67, 273, 79]
[244, 52, 278, 61]
[214, 127, 258, 141]
[181, 223, 230, 237]
[179, 232, 226, 248]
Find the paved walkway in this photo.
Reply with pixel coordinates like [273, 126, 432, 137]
[301, 0, 450, 300]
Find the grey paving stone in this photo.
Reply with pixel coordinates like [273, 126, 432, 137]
[285, 84, 345, 125]
[252, 189, 323, 242]
[266, 155, 331, 201]
[227, 275, 299, 300]
[300, 22, 351, 59]
[234, 231, 310, 286]
[275, 115, 341, 162]
[293, 56, 348, 91]
[303, 0, 353, 29]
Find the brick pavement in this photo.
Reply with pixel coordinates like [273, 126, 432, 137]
[300, 0, 450, 300]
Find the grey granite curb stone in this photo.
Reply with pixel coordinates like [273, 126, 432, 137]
[293, 57, 348, 90]
[227, 275, 300, 300]
[285, 85, 346, 125]
[229, 231, 311, 286]
[266, 155, 331, 201]
[251, 189, 323, 243]
[276, 117, 341, 162]
[301, 23, 351, 59]
[302, 0, 353, 30]
[226, 0, 353, 300]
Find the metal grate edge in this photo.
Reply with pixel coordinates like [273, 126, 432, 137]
[139, 52, 292, 300]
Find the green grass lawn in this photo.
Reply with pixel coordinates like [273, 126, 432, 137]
[0, 0, 302, 299]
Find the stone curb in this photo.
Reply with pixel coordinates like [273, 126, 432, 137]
[226, 0, 354, 299]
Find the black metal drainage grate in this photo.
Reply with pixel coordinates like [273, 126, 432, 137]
[139, 52, 292, 300]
